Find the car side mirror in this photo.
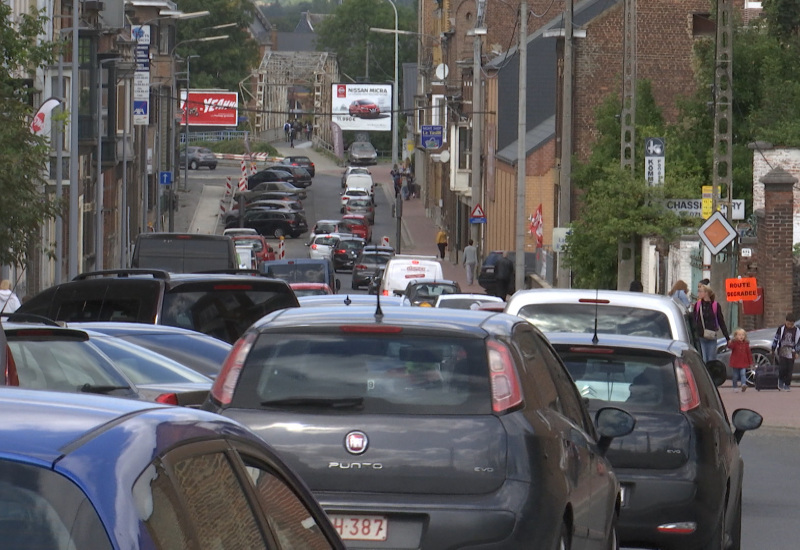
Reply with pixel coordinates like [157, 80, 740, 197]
[731, 408, 762, 443]
[594, 407, 636, 454]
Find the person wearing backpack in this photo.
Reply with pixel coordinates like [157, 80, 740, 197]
[771, 312, 800, 391]
[694, 284, 729, 362]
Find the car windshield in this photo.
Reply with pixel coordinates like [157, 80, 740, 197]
[555, 348, 680, 412]
[233, 333, 491, 414]
[339, 240, 363, 251]
[516, 304, 673, 339]
[266, 264, 327, 284]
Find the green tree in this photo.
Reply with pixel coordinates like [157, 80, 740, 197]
[175, 0, 260, 93]
[0, 5, 61, 265]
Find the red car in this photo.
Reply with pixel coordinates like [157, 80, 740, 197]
[348, 99, 381, 119]
[340, 214, 372, 244]
[232, 234, 276, 263]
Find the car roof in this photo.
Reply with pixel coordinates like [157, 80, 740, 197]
[505, 288, 685, 311]
[297, 295, 406, 307]
[545, 331, 690, 355]
[253, 306, 520, 335]
[436, 293, 503, 302]
[262, 258, 332, 266]
[63, 321, 222, 338]
[408, 278, 459, 286]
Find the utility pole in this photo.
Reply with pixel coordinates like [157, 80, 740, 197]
[710, 0, 734, 318]
[556, 0, 573, 288]
[617, 0, 637, 290]
[470, 0, 486, 249]
[515, 0, 527, 293]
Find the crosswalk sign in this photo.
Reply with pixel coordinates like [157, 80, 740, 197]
[470, 204, 486, 224]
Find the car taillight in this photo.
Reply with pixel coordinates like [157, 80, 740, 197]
[355, 264, 367, 270]
[382, 290, 389, 296]
[487, 340, 523, 413]
[311, 244, 318, 250]
[210, 332, 256, 406]
[155, 393, 179, 405]
[675, 361, 700, 412]
[335, 249, 346, 254]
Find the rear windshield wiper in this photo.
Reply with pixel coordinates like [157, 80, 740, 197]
[80, 383, 132, 394]
[260, 397, 364, 409]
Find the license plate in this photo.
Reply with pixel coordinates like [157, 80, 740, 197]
[328, 514, 388, 541]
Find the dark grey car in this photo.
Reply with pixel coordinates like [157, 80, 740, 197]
[347, 141, 378, 166]
[203, 307, 634, 549]
[179, 146, 217, 170]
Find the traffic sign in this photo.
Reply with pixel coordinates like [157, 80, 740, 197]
[159, 171, 172, 186]
[470, 203, 486, 224]
[421, 125, 444, 149]
[725, 277, 758, 302]
[698, 211, 737, 255]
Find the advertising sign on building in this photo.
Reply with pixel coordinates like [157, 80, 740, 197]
[179, 91, 239, 127]
[131, 25, 150, 126]
[331, 83, 392, 132]
[644, 137, 665, 185]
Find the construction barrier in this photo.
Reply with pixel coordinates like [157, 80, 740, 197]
[277, 237, 285, 259]
[225, 176, 232, 196]
[382, 236, 390, 247]
[250, 162, 258, 176]
[219, 199, 226, 216]
[238, 159, 248, 192]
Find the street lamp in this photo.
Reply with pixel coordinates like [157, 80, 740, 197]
[95, 56, 122, 271]
[369, 0, 398, 167]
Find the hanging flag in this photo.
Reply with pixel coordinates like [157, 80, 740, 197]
[30, 97, 62, 137]
[529, 204, 544, 248]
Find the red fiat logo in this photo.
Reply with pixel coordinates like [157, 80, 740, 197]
[345, 431, 368, 455]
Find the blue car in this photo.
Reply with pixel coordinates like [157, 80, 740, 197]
[0, 388, 345, 549]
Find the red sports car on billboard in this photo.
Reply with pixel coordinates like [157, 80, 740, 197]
[348, 99, 381, 119]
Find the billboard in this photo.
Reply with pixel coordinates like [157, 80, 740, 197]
[331, 83, 392, 132]
[180, 91, 239, 127]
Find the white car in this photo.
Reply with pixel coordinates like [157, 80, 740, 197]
[340, 187, 372, 213]
[222, 227, 258, 237]
[305, 219, 342, 246]
[344, 173, 375, 199]
[434, 294, 505, 310]
[340, 166, 371, 188]
[306, 233, 341, 260]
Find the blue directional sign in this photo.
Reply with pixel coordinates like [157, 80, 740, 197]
[159, 171, 172, 186]
[421, 125, 444, 149]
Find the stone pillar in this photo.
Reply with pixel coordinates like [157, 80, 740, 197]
[758, 167, 798, 326]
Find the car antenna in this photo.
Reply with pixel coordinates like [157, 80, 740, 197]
[592, 288, 600, 345]
[343, 295, 352, 306]
[375, 290, 384, 321]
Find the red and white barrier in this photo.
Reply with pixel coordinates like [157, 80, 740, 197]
[238, 159, 248, 192]
[277, 237, 285, 259]
[381, 236, 390, 247]
[225, 176, 232, 196]
[219, 199, 226, 216]
[250, 162, 258, 176]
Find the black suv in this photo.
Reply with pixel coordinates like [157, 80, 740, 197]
[16, 270, 299, 344]
[203, 307, 634, 549]
[225, 209, 308, 239]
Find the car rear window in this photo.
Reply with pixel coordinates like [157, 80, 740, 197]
[232, 333, 491, 414]
[555, 347, 680, 412]
[265, 264, 328, 284]
[133, 237, 235, 273]
[516, 303, 673, 339]
[161, 285, 298, 344]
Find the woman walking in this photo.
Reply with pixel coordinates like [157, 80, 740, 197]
[668, 280, 691, 309]
[694, 284, 730, 362]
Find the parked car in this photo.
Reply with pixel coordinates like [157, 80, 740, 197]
[340, 214, 372, 243]
[248, 180, 308, 200]
[351, 245, 395, 290]
[235, 189, 304, 205]
[402, 279, 462, 307]
[717, 322, 800, 384]
[2, 320, 141, 400]
[434, 293, 505, 310]
[263, 164, 313, 188]
[247, 168, 295, 187]
[17, 269, 299, 344]
[179, 146, 217, 170]
[341, 165, 371, 188]
[344, 197, 375, 224]
[331, 235, 366, 272]
[232, 234, 276, 264]
[348, 99, 381, 118]
[279, 155, 315, 177]
[224, 200, 305, 226]
[0, 387, 346, 549]
[80, 330, 213, 407]
[261, 258, 341, 293]
[347, 141, 378, 165]
[547, 332, 762, 549]
[225, 208, 309, 239]
[63, 321, 231, 379]
[203, 307, 634, 549]
[290, 282, 334, 297]
[131, 233, 237, 273]
[307, 233, 341, 260]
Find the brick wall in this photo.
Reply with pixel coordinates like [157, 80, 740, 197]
[752, 148, 800, 244]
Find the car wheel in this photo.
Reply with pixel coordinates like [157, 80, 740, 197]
[273, 227, 286, 238]
[209, 164, 217, 170]
[556, 520, 571, 550]
[189, 160, 198, 170]
[747, 350, 771, 387]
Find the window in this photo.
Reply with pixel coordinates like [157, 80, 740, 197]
[431, 94, 448, 143]
[457, 126, 472, 170]
[517, 303, 673, 339]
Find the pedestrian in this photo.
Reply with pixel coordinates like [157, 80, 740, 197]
[693, 284, 730, 363]
[0, 279, 21, 313]
[289, 126, 295, 148]
[494, 251, 515, 300]
[306, 121, 313, 141]
[629, 280, 644, 292]
[727, 327, 753, 392]
[770, 312, 799, 391]
[667, 279, 691, 309]
[463, 239, 478, 286]
[694, 278, 710, 304]
[284, 120, 291, 142]
[435, 228, 448, 260]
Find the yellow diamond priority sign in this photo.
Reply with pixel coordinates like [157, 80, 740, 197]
[698, 211, 738, 255]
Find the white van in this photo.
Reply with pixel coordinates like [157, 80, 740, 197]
[379, 255, 443, 297]
[344, 173, 375, 200]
